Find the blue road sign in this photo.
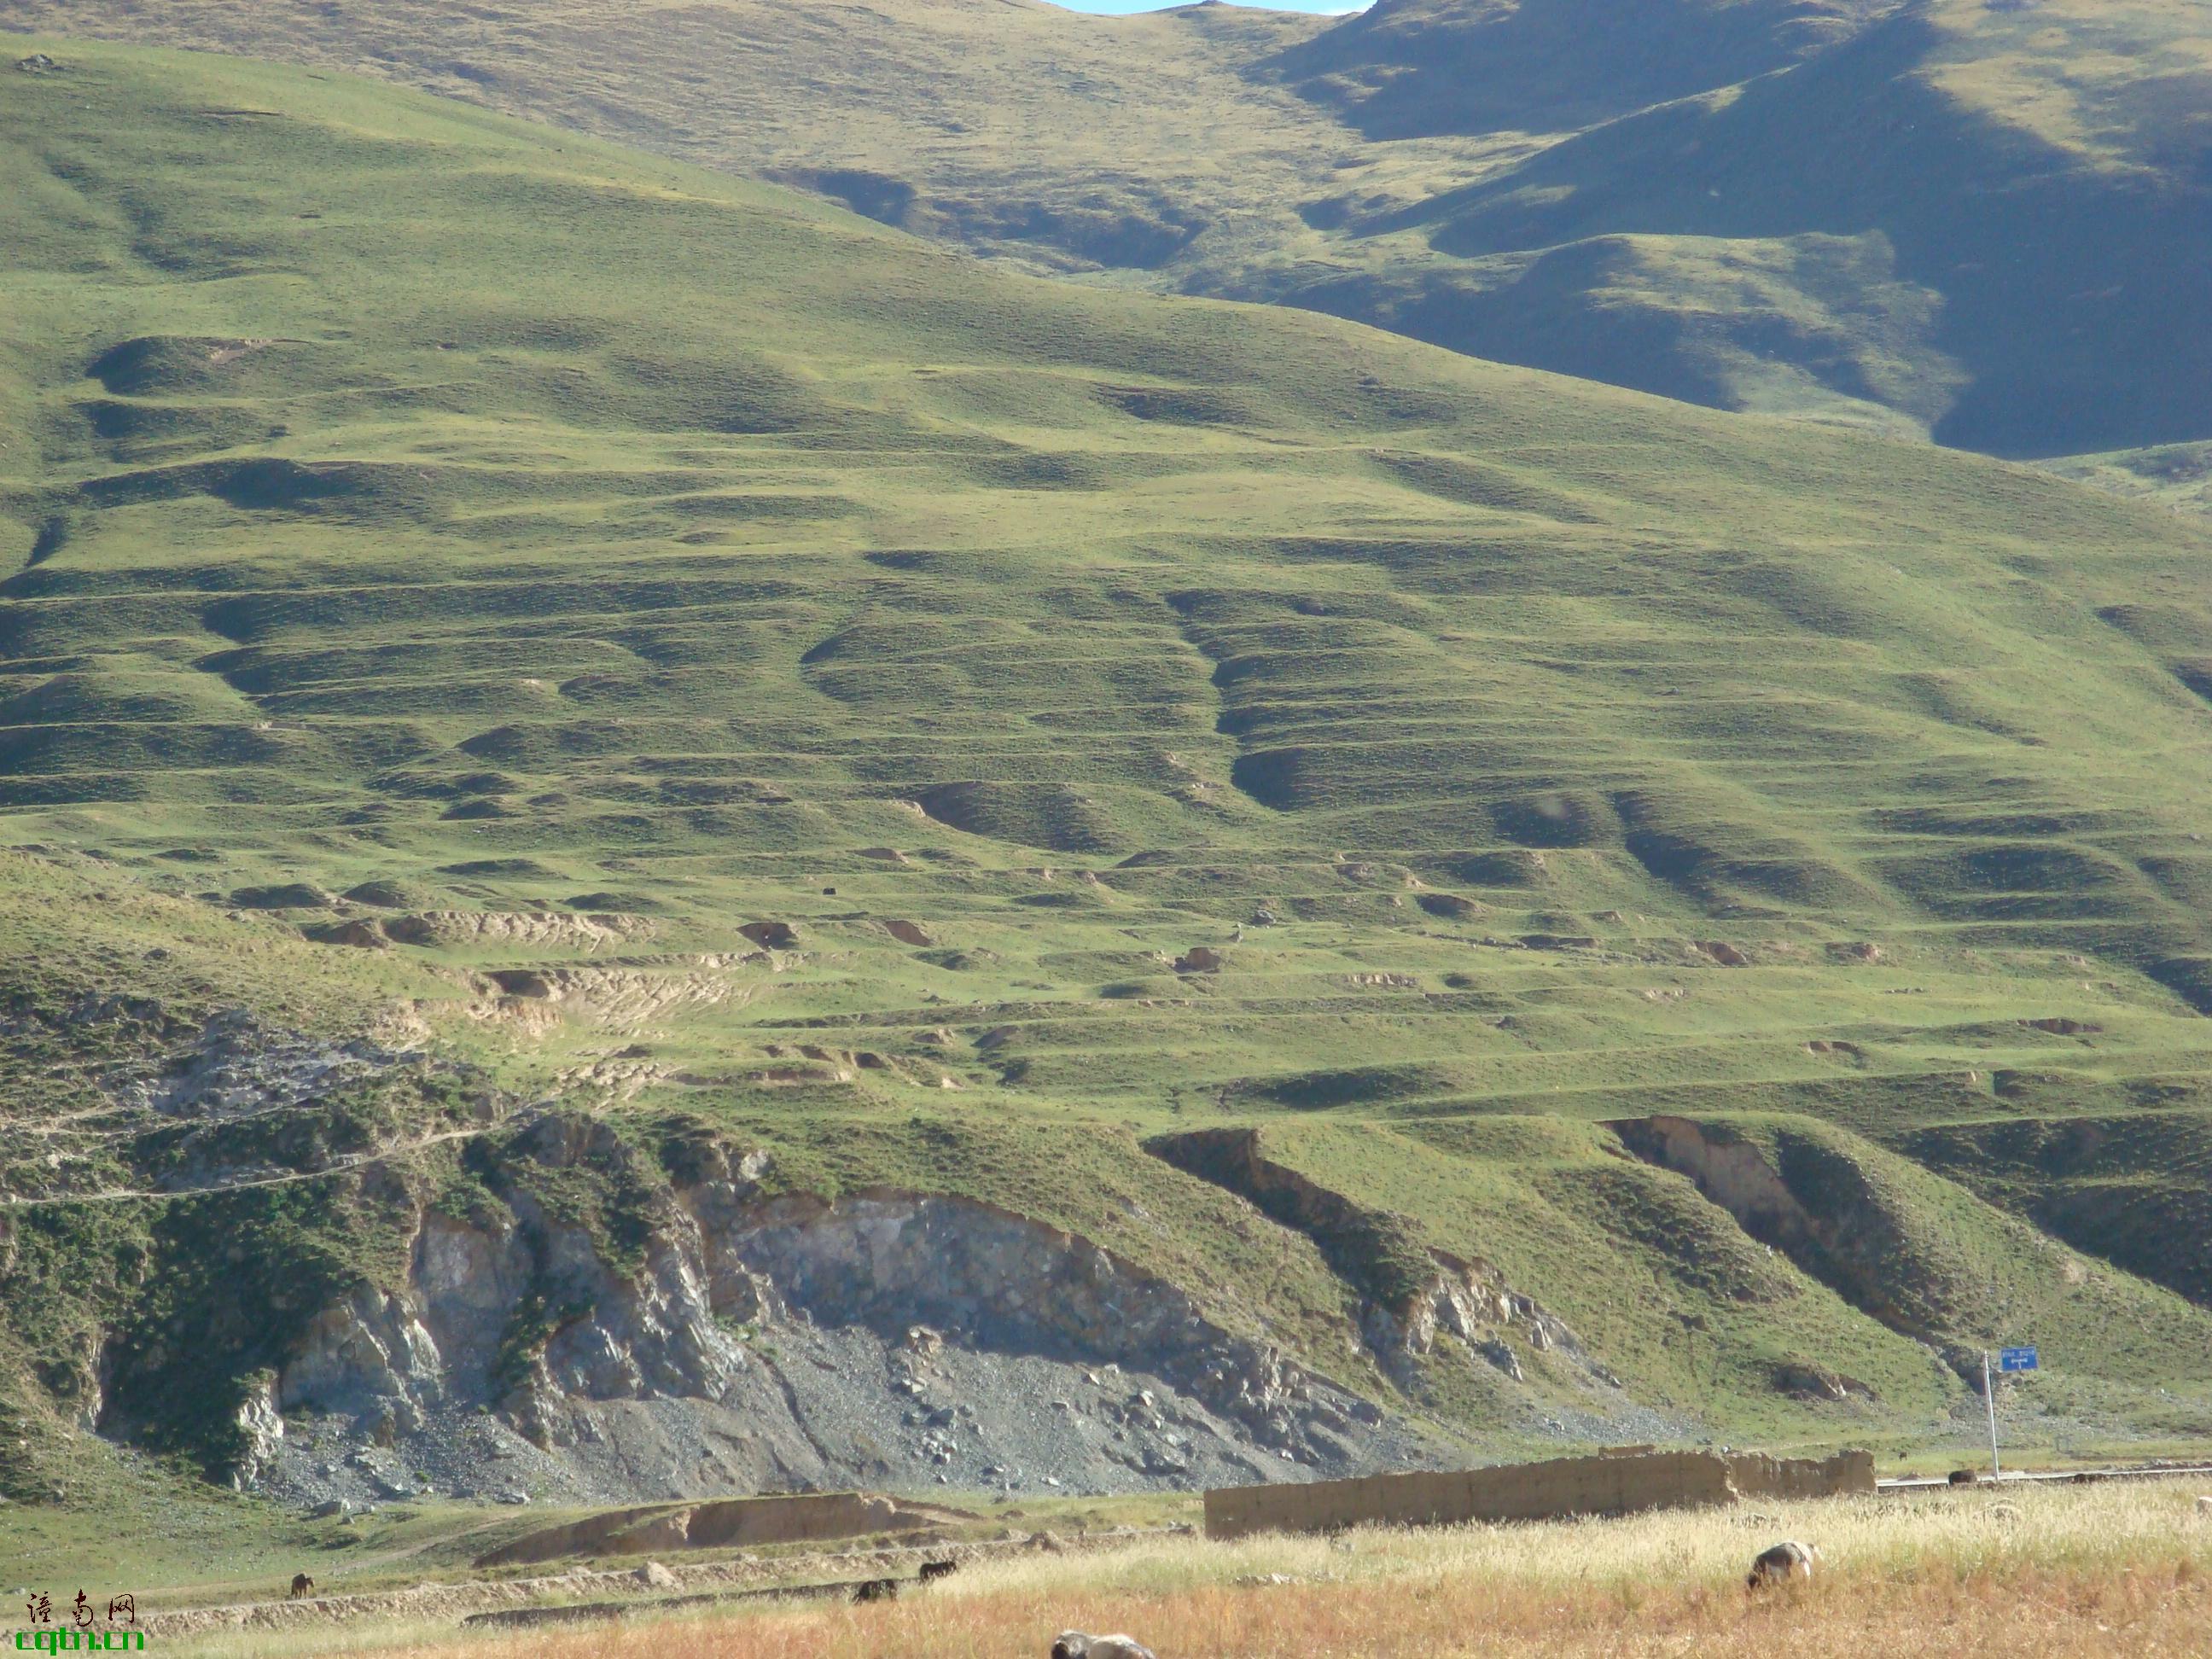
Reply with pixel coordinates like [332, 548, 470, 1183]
[2000, 1346, 2039, 1372]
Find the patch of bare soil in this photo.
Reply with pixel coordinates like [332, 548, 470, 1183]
[463, 958, 750, 1033]
[388, 910, 655, 951]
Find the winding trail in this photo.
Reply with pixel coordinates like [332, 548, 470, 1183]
[3, 1127, 485, 1208]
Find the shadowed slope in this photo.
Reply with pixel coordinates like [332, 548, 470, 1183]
[1326, 3, 2212, 456]
[1270, 0, 1900, 138]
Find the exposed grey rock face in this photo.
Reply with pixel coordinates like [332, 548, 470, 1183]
[230, 1376, 286, 1491]
[281, 1286, 450, 1440]
[713, 1189, 1357, 1458]
[258, 1114, 1430, 1508]
[111, 1008, 422, 1123]
[1359, 1260, 1592, 1388]
[1149, 1127, 1603, 1394]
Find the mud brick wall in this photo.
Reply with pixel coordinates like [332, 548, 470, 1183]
[1203, 1448, 1870, 1540]
[1726, 1449, 1875, 1501]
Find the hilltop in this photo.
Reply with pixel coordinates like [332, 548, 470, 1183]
[7, 0, 2208, 462]
[0, 37, 2209, 1523]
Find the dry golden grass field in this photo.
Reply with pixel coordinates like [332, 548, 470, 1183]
[182, 1481, 2212, 1658]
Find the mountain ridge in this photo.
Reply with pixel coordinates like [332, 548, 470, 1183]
[7, 0, 2207, 459]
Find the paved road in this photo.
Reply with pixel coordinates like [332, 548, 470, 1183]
[1880, 1464, 2212, 1490]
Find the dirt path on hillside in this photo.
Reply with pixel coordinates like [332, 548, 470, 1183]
[3, 1127, 483, 1208]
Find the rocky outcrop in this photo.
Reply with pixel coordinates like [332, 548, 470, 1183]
[698, 1184, 1354, 1453]
[108, 1008, 430, 1123]
[1144, 1130, 1590, 1388]
[255, 1115, 1423, 1507]
[67, 1012, 1425, 1505]
[230, 1375, 286, 1490]
[1609, 1115, 1965, 1371]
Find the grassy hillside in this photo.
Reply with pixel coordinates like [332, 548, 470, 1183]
[1, 35, 2211, 1490]
[8, 0, 2207, 460]
[2042, 443, 2212, 520]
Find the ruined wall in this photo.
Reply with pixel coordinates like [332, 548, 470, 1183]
[1203, 1448, 1871, 1540]
[1725, 1448, 1874, 1500]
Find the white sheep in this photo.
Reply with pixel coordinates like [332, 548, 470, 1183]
[1052, 1633, 1159, 1659]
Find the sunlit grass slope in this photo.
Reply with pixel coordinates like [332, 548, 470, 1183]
[3, 37, 2212, 1456]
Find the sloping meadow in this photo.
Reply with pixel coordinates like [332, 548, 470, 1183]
[1, 38, 2210, 1486]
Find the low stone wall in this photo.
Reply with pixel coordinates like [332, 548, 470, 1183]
[1203, 1448, 1872, 1540]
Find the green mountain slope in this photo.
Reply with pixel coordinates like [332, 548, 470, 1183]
[3, 38, 2212, 1496]
[9, 0, 2206, 460]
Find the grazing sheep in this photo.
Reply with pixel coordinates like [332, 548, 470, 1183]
[853, 1578, 900, 1604]
[288, 1574, 315, 1599]
[1052, 1633, 1158, 1659]
[2197, 1495, 2212, 1515]
[919, 1558, 958, 1583]
[1746, 1540, 1818, 1591]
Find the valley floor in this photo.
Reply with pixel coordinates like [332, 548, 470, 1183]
[146, 1478, 2212, 1658]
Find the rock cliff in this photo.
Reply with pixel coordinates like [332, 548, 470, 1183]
[249, 1112, 1425, 1507]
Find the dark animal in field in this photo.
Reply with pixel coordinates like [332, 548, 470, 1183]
[288, 1574, 315, 1598]
[1948, 1468, 1978, 1485]
[853, 1577, 900, 1604]
[1051, 1633, 1158, 1659]
[1746, 1540, 1818, 1591]
[919, 1558, 958, 1583]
